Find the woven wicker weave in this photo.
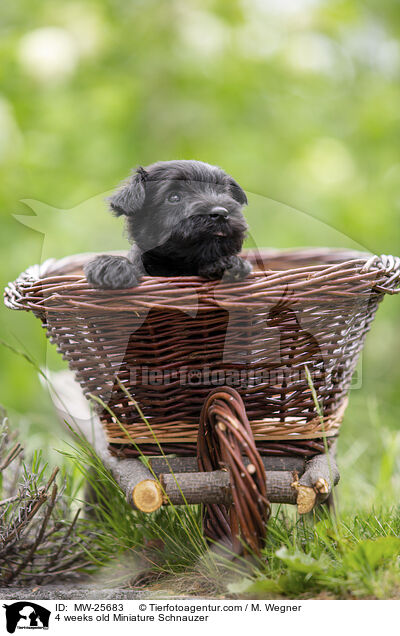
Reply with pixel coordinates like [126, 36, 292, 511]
[5, 248, 400, 458]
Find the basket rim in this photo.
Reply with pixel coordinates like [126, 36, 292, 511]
[15, 246, 374, 279]
[4, 246, 400, 314]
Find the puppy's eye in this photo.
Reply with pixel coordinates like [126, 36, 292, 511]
[167, 192, 181, 203]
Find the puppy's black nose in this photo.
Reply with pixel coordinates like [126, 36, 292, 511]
[209, 206, 229, 219]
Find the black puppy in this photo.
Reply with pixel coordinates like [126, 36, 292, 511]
[84, 160, 252, 288]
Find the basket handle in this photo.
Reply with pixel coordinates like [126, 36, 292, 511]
[361, 254, 400, 294]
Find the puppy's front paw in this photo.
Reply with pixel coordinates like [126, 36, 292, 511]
[84, 255, 140, 289]
[223, 256, 252, 282]
[199, 257, 252, 282]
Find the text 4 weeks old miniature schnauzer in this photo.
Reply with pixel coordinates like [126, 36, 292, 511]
[84, 160, 252, 288]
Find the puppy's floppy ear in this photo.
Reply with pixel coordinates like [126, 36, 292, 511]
[226, 176, 248, 206]
[107, 167, 147, 216]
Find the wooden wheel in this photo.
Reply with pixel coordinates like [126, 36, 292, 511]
[197, 387, 271, 556]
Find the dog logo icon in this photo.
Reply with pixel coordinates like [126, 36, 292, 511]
[3, 602, 50, 633]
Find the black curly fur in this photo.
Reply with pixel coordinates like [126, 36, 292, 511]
[84, 160, 251, 288]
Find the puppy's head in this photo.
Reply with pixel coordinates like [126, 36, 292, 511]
[107, 160, 248, 254]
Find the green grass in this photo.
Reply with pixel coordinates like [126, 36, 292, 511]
[2, 342, 400, 598]
[56, 423, 400, 599]
[65, 440, 400, 598]
[231, 507, 400, 599]
[60, 430, 230, 595]
[2, 396, 400, 597]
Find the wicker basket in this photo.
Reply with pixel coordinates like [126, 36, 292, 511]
[5, 248, 400, 459]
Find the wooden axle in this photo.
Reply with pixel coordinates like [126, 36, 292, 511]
[148, 455, 305, 475]
[135, 444, 339, 512]
[159, 470, 299, 506]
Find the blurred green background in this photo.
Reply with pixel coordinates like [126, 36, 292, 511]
[0, 0, 399, 509]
